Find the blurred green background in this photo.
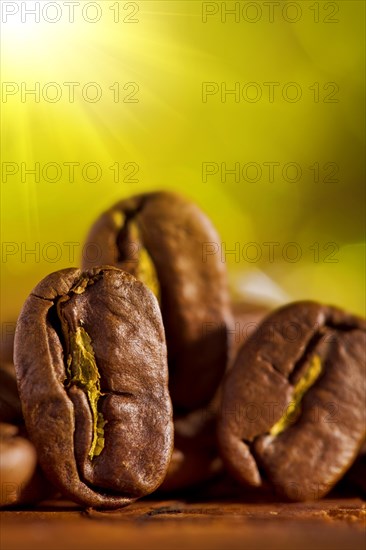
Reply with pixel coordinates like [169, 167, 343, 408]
[1, 0, 365, 325]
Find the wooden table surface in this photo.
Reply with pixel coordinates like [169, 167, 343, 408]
[1, 497, 365, 550]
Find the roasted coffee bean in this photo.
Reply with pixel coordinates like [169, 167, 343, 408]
[230, 302, 271, 363]
[160, 302, 271, 492]
[0, 423, 37, 507]
[14, 267, 173, 509]
[218, 301, 366, 501]
[0, 423, 53, 508]
[160, 404, 223, 492]
[0, 368, 55, 506]
[82, 192, 232, 412]
[0, 322, 15, 364]
[345, 442, 366, 495]
[0, 364, 23, 424]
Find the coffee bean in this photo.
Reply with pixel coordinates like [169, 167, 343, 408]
[161, 302, 270, 492]
[230, 302, 271, 363]
[14, 266, 173, 509]
[345, 441, 366, 496]
[0, 422, 37, 507]
[0, 322, 16, 364]
[0, 364, 23, 424]
[218, 301, 366, 501]
[160, 404, 222, 492]
[82, 192, 232, 413]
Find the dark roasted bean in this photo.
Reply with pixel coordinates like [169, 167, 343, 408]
[218, 301, 366, 501]
[14, 266, 173, 509]
[82, 192, 232, 413]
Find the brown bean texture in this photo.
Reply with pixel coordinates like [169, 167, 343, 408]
[159, 403, 223, 492]
[218, 301, 366, 501]
[0, 364, 23, 424]
[0, 423, 37, 507]
[82, 192, 232, 413]
[160, 302, 270, 493]
[230, 301, 272, 365]
[14, 267, 173, 509]
[0, 322, 16, 364]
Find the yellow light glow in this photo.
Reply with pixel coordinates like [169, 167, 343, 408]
[1, 1, 365, 323]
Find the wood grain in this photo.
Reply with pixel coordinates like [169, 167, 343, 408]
[1, 498, 365, 550]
